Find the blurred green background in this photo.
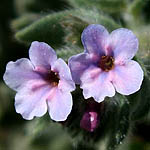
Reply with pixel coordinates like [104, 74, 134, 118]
[0, 0, 150, 150]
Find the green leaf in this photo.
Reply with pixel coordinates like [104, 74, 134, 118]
[125, 52, 150, 121]
[129, 74, 150, 121]
[11, 13, 43, 31]
[135, 26, 150, 67]
[15, 9, 120, 48]
[56, 46, 83, 61]
[0, 82, 15, 121]
[67, 0, 127, 14]
[14, 0, 69, 14]
[105, 94, 130, 150]
[128, 0, 150, 25]
[127, 26, 150, 121]
[63, 9, 120, 47]
[15, 11, 67, 48]
[65, 93, 130, 148]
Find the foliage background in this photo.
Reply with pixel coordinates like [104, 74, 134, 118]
[0, 0, 150, 150]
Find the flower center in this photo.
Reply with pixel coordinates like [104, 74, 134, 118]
[98, 56, 114, 72]
[48, 71, 60, 86]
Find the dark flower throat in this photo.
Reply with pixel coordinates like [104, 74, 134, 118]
[99, 56, 114, 72]
[48, 71, 60, 86]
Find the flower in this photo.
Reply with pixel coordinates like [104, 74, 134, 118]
[69, 24, 144, 103]
[3, 41, 75, 121]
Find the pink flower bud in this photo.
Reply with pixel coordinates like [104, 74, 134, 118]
[80, 111, 99, 132]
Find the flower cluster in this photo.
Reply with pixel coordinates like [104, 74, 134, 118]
[3, 24, 143, 131]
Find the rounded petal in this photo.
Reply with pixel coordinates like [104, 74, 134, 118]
[81, 24, 109, 56]
[51, 58, 75, 92]
[15, 80, 51, 120]
[112, 60, 144, 95]
[108, 28, 138, 63]
[47, 89, 72, 121]
[3, 58, 41, 91]
[51, 58, 72, 80]
[58, 79, 75, 92]
[29, 41, 57, 69]
[68, 53, 95, 84]
[80, 66, 115, 102]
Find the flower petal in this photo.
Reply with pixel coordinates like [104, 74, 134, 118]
[112, 60, 143, 95]
[108, 28, 138, 63]
[3, 58, 41, 91]
[51, 58, 75, 92]
[47, 88, 72, 121]
[51, 58, 72, 80]
[58, 79, 75, 92]
[81, 24, 109, 56]
[69, 53, 95, 84]
[80, 66, 115, 102]
[15, 80, 51, 120]
[29, 41, 57, 69]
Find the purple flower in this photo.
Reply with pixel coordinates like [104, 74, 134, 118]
[69, 24, 144, 103]
[3, 41, 75, 121]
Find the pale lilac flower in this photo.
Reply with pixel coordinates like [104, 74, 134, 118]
[69, 24, 144, 102]
[3, 41, 75, 121]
